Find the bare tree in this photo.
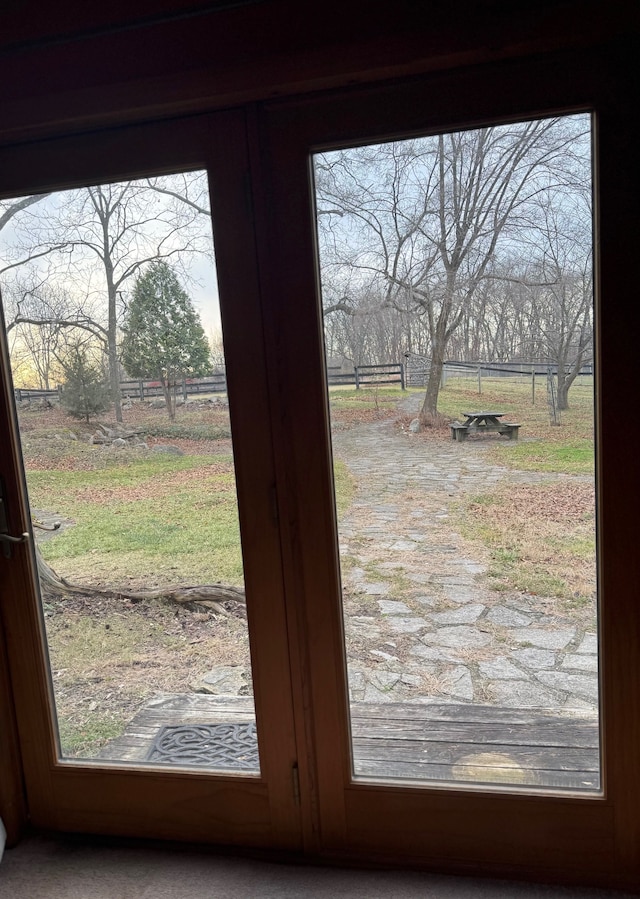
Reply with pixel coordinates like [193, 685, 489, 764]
[5, 176, 210, 421]
[526, 192, 593, 409]
[315, 115, 591, 420]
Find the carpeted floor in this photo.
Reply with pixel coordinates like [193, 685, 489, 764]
[0, 835, 636, 899]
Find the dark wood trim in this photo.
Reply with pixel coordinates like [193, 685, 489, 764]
[0, 109, 301, 850]
[0, 603, 27, 847]
[0, 1, 633, 147]
[256, 42, 639, 888]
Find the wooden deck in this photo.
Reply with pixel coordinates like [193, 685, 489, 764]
[97, 693, 600, 791]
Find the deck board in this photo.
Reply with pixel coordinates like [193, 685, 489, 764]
[96, 694, 600, 790]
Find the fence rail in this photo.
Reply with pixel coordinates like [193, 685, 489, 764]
[327, 362, 405, 390]
[14, 373, 228, 405]
[13, 387, 60, 403]
[120, 374, 227, 400]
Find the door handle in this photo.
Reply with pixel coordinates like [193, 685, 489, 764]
[0, 476, 30, 558]
[0, 531, 29, 558]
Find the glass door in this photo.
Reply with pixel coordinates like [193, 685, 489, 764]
[256, 62, 639, 886]
[0, 111, 301, 848]
[313, 114, 600, 793]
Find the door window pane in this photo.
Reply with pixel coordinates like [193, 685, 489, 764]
[313, 114, 599, 790]
[0, 171, 259, 773]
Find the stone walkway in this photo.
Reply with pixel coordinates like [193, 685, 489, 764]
[332, 396, 598, 715]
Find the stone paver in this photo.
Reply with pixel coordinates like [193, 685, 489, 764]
[332, 393, 599, 715]
[486, 606, 532, 627]
[439, 666, 474, 700]
[378, 600, 411, 614]
[510, 628, 576, 650]
[478, 658, 524, 680]
[430, 604, 485, 625]
[386, 616, 429, 633]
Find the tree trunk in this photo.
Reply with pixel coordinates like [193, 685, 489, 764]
[160, 377, 176, 420]
[420, 354, 445, 421]
[105, 260, 123, 424]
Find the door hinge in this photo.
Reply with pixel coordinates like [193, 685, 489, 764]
[292, 762, 300, 806]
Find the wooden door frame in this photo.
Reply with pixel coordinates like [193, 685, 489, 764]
[0, 109, 302, 850]
[255, 47, 639, 888]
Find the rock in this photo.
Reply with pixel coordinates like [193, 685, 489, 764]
[490, 680, 561, 708]
[409, 418, 421, 433]
[511, 647, 556, 669]
[439, 666, 474, 700]
[410, 644, 460, 664]
[67, 431, 78, 441]
[359, 668, 403, 702]
[192, 665, 250, 696]
[442, 585, 479, 605]
[486, 606, 532, 627]
[362, 582, 389, 596]
[576, 633, 598, 654]
[151, 444, 184, 456]
[378, 599, 411, 615]
[387, 616, 428, 633]
[348, 617, 382, 639]
[429, 625, 491, 649]
[561, 653, 598, 672]
[535, 671, 599, 703]
[511, 627, 575, 650]
[135, 442, 149, 450]
[400, 673, 422, 686]
[430, 604, 485, 625]
[390, 540, 418, 551]
[479, 658, 524, 679]
[112, 438, 127, 448]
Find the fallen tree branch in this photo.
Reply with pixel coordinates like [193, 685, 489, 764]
[35, 547, 245, 616]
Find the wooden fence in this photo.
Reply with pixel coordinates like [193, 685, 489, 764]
[13, 387, 60, 404]
[14, 373, 228, 404]
[120, 374, 227, 400]
[326, 362, 405, 390]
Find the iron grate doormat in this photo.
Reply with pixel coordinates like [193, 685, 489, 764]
[146, 722, 259, 771]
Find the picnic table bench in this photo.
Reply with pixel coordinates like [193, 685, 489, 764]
[450, 411, 520, 442]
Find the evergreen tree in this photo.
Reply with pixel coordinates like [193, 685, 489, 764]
[121, 261, 211, 420]
[60, 346, 110, 423]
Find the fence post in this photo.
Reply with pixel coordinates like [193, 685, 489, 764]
[547, 366, 560, 425]
[355, 366, 360, 390]
[531, 369, 536, 406]
[182, 379, 188, 402]
[477, 365, 482, 395]
[399, 363, 406, 391]
[139, 380, 144, 400]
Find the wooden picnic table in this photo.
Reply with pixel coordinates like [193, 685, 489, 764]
[451, 411, 520, 442]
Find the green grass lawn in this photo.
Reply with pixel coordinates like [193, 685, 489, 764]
[28, 452, 356, 586]
[28, 453, 242, 584]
